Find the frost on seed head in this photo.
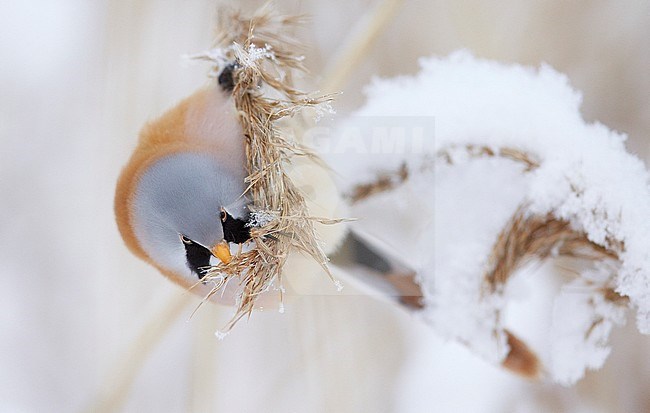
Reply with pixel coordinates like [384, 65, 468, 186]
[332, 51, 650, 384]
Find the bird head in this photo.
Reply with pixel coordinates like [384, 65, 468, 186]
[127, 150, 250, 284]
[113, 75, 253, 295]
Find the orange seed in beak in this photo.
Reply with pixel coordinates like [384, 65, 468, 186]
[212, 241, 232, 264]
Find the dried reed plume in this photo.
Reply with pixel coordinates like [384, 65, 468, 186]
[349, 144, 628, 377]
[194, 6, 338, 331]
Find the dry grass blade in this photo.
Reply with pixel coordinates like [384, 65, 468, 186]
[348, 163, 409, 203]
[485, 206, 620, 293]
[194, 6, 338, 331]
[348, 144, 540, 204]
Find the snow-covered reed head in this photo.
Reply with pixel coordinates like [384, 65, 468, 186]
[333, 52, 650, 384]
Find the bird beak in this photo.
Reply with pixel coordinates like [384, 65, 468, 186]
[212, 241, 232, 264]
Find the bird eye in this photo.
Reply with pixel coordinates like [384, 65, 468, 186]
[220, 207, 227, 223]
[218, 63, 237, 92]
[179, 234, 193, 245]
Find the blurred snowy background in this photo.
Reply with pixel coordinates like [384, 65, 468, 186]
[1, 0, 649, 412]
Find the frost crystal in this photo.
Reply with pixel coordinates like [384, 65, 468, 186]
[234, 43, 275, 68]
[247, 210, 277, 228]
[335, 280, 344, 292]
[313, 101, 336, 123]
[215, 330, 230, 341]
